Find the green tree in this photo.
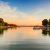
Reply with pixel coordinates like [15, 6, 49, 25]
[42, 19, 48, 27]
[49, 19, 50, 26]
[0, 18, 4, 23]
[0, 18, 5, 26]
[4, 22, 8, 26]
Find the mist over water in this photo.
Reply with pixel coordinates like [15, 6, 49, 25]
[0, 27, 50, 50]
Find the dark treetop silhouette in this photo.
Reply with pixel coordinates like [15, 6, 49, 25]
[0, 18, 17, 27]
[42, 19, 50, 27]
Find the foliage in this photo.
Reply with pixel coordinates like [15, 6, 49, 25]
[42, 19, 48, 27]
[49, 19, 50, 26]
[0, 18, 4, 23]
[0, 18, 17, 26]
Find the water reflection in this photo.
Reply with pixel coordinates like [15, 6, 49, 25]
[0, 27, 50, 50]
[0, 27, 17, 37]
[0, 28, 8, 37]
[42, 28, 50, 36]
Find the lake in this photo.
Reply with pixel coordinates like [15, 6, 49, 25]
[0, 27, 50, 50]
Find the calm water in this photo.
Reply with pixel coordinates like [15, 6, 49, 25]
[0, 27, 50, 50]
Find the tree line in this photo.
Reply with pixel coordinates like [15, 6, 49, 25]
[42, 19, 50, 27]
[0, 18, 17, 27]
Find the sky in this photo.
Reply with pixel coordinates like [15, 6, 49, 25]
[0, 0, 50, 26]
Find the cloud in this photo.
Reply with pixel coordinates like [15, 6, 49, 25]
[0, 1, 41, 25]
[0, 1, 27, 23]
[34, 9, 44, 15]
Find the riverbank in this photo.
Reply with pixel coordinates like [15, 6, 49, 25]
[0, 26, 17, 29]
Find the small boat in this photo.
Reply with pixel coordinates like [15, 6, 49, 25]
[33, 27, 41, 29]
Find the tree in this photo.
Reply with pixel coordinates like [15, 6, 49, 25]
[0, 18, 4, 26]
[4, 22, 8, 26]
[49, 19, 50, 26]
[0, 18, 4, 23]
[42, 19, 48, 27]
